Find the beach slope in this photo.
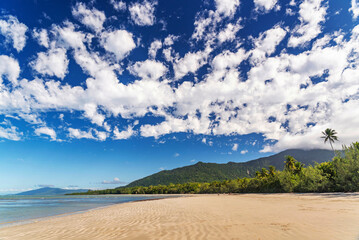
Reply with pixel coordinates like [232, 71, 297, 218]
[0, 193, 359, 240]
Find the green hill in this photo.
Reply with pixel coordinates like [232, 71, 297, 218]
[125, 149, 334, 187]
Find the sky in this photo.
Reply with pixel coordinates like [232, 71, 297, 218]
[0, 0, 359, 193]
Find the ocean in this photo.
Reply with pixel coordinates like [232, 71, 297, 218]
[0, 195, 166, 226]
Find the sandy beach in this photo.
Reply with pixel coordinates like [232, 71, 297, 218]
[0, 193, 358, 240]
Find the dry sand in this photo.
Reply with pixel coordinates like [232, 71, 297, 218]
[0, 193, 359, 240]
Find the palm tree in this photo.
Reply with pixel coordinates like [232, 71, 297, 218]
[268, 166, 276, 177]
[284, 155, 296, 172]
[321, 128, 338, 152]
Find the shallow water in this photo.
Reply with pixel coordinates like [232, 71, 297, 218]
[0, 195, 165, 225]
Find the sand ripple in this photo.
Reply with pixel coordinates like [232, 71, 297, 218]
[0, 194, 359, 240]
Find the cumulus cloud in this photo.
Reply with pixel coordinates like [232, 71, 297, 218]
[215, 0, 240, 17]
[72, 3, 106, 32]
[251, 25, 287, 63]
[232, 143, 238, 151]
[128, 60, 167, 80]
[32, 29, 49, 48]
[35, 127, 57, 141]
[212, 49, 247, 71]
[1, 2, 359, 154]
[94, 130, 108, 141]
[148, 39, 162, 58]
[83, 104, 105, 126]
[240, 150, 248, 154]
[68, 128, 95, 139]
[113, 125, 136, 139]
[288, 0, 327, 47]
[100, 30, 136, 61]
[30, 48, 69, 79]
[101, 177, 125, 184]
[129, 0, 157, 26]
[0, 126, 22, 141]
[52, 21, 88, 50]
[0, 55, 20, 85]
[350, 0, 359, 19]
[0, 15, 28, 52]
[110, 0, 126, 11]
[217, 22, 242, 44]
[173, 50, 208, 80]
[164, 35, 178, 46]
[254, 0, 278, 12]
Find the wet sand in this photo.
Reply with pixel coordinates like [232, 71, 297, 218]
[0, 193, 359, 240]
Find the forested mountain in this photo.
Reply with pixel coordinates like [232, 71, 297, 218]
[125, 149, 334, 187]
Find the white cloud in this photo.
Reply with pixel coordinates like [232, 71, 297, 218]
[68, 128, 95, 139]
[0, 15, 28, 52]
[232, 143, 238, 151]
[163, 35, 178, 46]
[288, 0, 327, 47]
[32, 29, 49, 48]
[100, 30, 136, 61]
[217, 23, 242, 44]
[240, 149, 248, 154]
[173, 50, 208, 80]
[0, 55, 20, 86]
[254, 0, 278, 12]
[215, 0, 240, 17]
[83, 104, 105, 126]
[110, 0, 126, 11]
[52, 21, 87, 50]
[0, 126, 22, 141]
[31, 48, 69, 79]
[251, 25, 287, 64]
[128, 60, 167, 80]
[35, 127, 57, 141]
[72, 3, 106, 32]
[137, 28, 359, 151]
[148, 39, 162, 58]
[94, 130, 108, 141]
[129, 0, 157, 26]
[113, 125, 135, 139]
[350, 0, 359, 19]
[1, 3, 359, 152]
[140, 117, 191, 138]
[101, 177, 124, 184]
[212, 49, 247, 71]
[174, 153, 180, 157]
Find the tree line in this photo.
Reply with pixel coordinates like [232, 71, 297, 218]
[71, 141, 359, 195]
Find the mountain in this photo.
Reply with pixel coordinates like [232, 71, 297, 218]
[16, 187, 89, 196]
[125, 149, 335, 187]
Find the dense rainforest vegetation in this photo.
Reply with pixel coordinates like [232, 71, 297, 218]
[125, 149, 334, 187]
[72, 142, 359, 194]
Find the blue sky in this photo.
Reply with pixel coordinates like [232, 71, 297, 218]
[0, 0, 358, 193]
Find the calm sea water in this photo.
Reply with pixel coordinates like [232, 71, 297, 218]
[0, 195, 166, 225]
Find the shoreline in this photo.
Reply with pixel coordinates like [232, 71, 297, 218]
[0, 195, 185, 229]
[0, 193, 358, 239]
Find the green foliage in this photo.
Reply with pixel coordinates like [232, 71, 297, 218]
[69, 142, 359, 195]
[125, 149, 335, 187]
[331, 142, 359, 192]
[295, 166, 328, 192]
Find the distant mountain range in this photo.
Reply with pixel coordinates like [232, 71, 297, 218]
[16, 187, 89, 196]
[125, 149, 335, 187]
